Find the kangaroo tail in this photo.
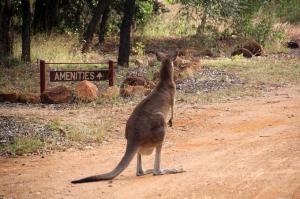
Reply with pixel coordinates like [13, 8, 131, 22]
[71, 142, 138, 184]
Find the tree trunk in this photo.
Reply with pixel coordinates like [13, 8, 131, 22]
[45, 0, 58, 33]
[0, 0, 13, 65]
[32, 0, 46, 33]
[82, 0, 110, 52]
[32, 0, 58, 34]
[21, 0, 31, 62]
[118, 0, 135, 67]
[98, 6, 110, 45]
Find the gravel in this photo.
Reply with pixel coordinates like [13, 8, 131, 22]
[0, 116, 53, 145]
[115, 64, 245, 94]
[176, 68, 245, 93]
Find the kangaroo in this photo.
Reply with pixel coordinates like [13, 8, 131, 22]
[71, 52, 184, 184]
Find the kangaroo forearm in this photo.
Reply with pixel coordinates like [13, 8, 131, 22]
[168, 101, 174, 127]
[170, 98, 175, 120]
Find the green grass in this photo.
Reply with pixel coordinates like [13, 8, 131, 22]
[1, 137, 44, 155]
[48, 117, 113, 144]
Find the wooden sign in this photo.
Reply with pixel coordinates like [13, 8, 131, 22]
[39, 60, 115, 94]
[49, 70, 108, 82]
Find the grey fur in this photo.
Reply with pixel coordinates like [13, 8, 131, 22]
[71, 52, 184, 184]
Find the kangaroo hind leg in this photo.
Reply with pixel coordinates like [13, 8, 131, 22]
[153, 144, 185, 175]
[136, 152, 153, 176]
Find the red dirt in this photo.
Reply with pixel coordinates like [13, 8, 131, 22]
[0, 86, 300, 199]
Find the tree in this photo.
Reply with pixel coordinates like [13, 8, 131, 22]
[32, 0, 46, 33]
[82, 0, 110, 52]
[98, 6, 110, 45]
[118, 0, 135, 67]
[0, 0, 13, 65]
[32, 0, 59, 34]
[45, 0, 59, 33]
[58, 0, 86, 32]
[179, 0, 241, 36]
[21, 0, 31, 62]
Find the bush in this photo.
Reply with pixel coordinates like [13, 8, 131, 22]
[136, 0, 154, 26]
[178, 0, 294, 45]
[238, 13, 275, 45]
[276, 0, 300, 24]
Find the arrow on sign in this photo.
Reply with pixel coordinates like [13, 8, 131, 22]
[97, 72, 102, 79]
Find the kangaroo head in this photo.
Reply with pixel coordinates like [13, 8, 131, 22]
[156, 52, 177, 82]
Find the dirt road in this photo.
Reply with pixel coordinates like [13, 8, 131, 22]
[1, 86, 300, 199]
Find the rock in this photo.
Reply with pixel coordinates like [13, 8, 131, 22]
[287, 41, 299, 49]
[173, 56, 188, 69]
[176, 67, 194, 80]
[242, 40, 263, 56]
[153, 57, 201, 82]
[122, 76, 148, 87]
[120, 75, 155, 98]
[174, 58, 201, 81]
[18, 93, 40, 104]
[231, 48, 253, 58]
[202, 49, 214, 57]
[99, 86, 119, 99]
[0, 93, 19, 103]
[231, 40, 263, 58]
[75, 80, 98, 102]
[41, 86, 73, 104]
[120, 85, 151, 98]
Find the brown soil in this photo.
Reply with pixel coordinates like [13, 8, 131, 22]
[0, 86, 300, 199]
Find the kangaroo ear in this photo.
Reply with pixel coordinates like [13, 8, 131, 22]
[156, 52, 167, 61]
[168, 51, 178, 62]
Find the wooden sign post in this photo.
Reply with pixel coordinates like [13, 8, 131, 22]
[39, 60, 114, 94]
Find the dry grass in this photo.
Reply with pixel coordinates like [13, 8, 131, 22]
[13, 33, 84, 63]
[178, 85, 262, 105]
[0, 33, 115, 93]
[48, 117, 113, 145]
[203, 56, 300, 85]
[285, 23, 300, 40]
[138, 3, 197, 38]
[0, 65, 40, 93]
[177, 54, 300, 104]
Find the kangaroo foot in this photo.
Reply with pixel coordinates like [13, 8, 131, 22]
[153, 167, 185, 176]
[137, 169, 154, 176]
